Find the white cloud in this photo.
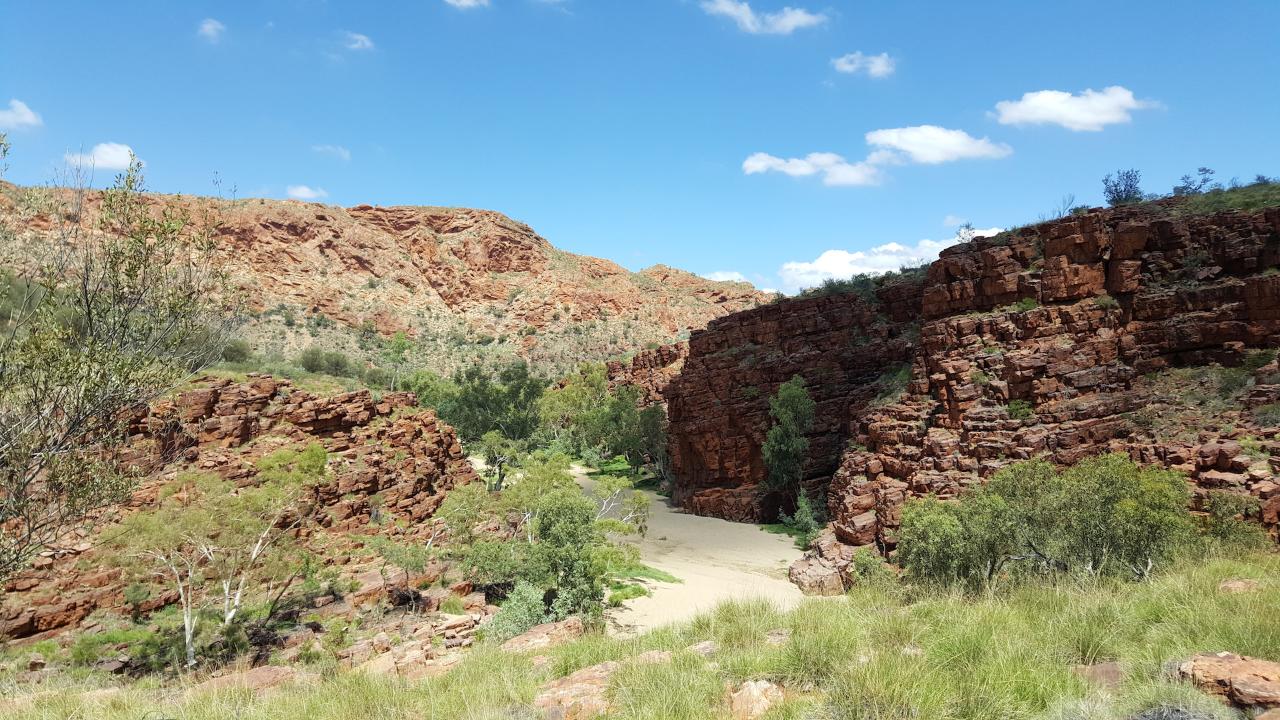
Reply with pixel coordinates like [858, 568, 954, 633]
[702, 271, 749, 283]
[993, 86, 1156, 132]
[865, 125, 1012, 164]
[312, 144, 351, 161]
[777, 227, 1002, 293]
[0, 99, 42, 130]
[831, 52, 895, 78]
[942, 214, 967, 227]
[444, 0, 489, 8]
[198, 18, 226, 43]
[287, 185, 328, 200]
[746, 125, 1009, 188]
[64, 143, 136, 170]
[743, 151, 883, 187]
[700, 0, 826, 35]
[344, 32, 374, 50]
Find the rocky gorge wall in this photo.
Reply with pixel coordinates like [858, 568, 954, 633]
[615, 201, 1280, 593]
[1, 376, 477, 640]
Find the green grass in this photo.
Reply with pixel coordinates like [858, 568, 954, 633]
[5, 552, 1278, 720]
[760, 522, 813, 549]
[1173, 180, 1280, 217]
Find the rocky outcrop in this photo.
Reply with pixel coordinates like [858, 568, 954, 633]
[606, 341, 689, 406]
[651, 201, 1280, 585]
[1, 375, 477, 640]
[1, 184, 770, 376]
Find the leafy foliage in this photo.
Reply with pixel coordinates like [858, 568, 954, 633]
[1103, 168, 1145, 206]
[0, 155, 239, 583]
[761, 375, 815, 494]
[898, 455, 1196, 589]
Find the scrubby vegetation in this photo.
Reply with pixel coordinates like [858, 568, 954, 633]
[6, 550, 1277, 720]
[897, 455, 1267, 591]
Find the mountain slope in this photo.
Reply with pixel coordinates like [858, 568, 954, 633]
[0, 184, 770, 376]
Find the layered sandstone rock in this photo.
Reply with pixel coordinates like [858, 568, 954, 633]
[0, 184, 770, 376]
[1, 375, 477, 640]
[652, 201, 1280, 588]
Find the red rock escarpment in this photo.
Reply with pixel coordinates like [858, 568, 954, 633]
[653, 202, 1280, 586]
[0, 376, 477, 640]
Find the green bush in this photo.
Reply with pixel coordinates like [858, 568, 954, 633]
[778, 491, 823, 548]
[220, 339, 253, 363]
[297, 346, 358, 377]
[1254, 403, 1280, 426]
[1202, 490, 1269, 549]
[762, 376, 815, 494]
[1006, 399, 1034, 420]
[898, 455, 1195, 589]
[484, 581, 549, 642]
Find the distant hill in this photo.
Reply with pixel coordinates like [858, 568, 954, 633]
[0, 183, 771, 377]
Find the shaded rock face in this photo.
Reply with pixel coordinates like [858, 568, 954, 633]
[663, 292, 922, 522]
[657, 203, 1280, 554]
[1, 375, 477, 641]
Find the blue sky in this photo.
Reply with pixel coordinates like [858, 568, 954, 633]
[3, 1, 1278, 293]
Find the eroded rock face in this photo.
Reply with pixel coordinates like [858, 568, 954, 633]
[651, 202, 1280, 583]
[1, 375, 478, 640]
[0, 186, 770, 377]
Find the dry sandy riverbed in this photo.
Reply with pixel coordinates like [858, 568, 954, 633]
[571, 466, 805, 636]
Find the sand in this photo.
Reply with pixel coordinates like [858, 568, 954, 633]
[574, 467, 805, 636]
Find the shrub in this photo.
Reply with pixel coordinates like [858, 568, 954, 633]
[1094, 294, 1120, 310]
[778, 491, 823, 548]
[1103, 169, 1144, 206]
[1202, 491, 1268, 549]
[220, 339, 253, 363]
[762, 376, 815, 493]
[484, 581, 549, 642]
[1006, 399, 1034, 420]
[296, 346, 357, 377]
[898, 455, 1194, 589]
[1253, 403, 1280, 427]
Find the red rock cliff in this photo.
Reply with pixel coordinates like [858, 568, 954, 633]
[656, 201, 1280, 588]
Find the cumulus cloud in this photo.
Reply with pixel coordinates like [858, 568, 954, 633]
[198, 18, 226, 43]
[701, 0, 826, 35]
[444, 0, 489, 8]
[993, 86, 1156, 132]
[287, 185, 328, 200]
[777, 227, 1002, 293]
[64, 143, 136, 171]
[746, 125, 1010, 188]
[831, 52, 895, 78]
[344, 32, 374, 50]
[0, 99, 42, 130]
[743, 152, 883, 187]
[702, 271, 749, 283]
[942, 214, 967, 227]
[865, 125, 1011, 164]
[312, 144, 352, 161]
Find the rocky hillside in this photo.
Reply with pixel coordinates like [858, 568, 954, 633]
[0, 376, 478, 642]
[611, 198, 1280, 592]
[0, 183, 769, 377]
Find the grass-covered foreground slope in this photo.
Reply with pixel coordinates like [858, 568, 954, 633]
[5, 552, 1277, 720]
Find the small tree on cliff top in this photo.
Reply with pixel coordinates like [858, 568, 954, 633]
[762, 375, 815, 493]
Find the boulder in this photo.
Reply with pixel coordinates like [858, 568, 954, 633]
[501, 617, 585, 654]
[729, 680, 784, 720]
[1178, 652, 1280, 709]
